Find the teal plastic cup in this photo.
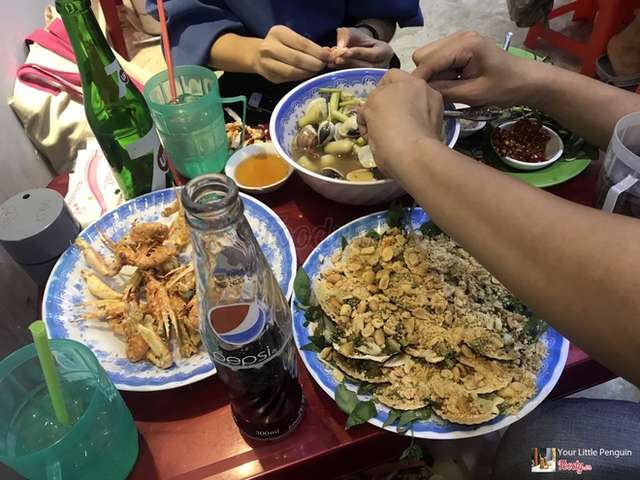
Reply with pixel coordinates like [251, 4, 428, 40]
[144, 65, 247, 179]
[0, 339, 138, 479]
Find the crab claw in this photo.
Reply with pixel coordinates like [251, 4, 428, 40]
[75, 238, 122, 277]
[81, 269, 122, 300]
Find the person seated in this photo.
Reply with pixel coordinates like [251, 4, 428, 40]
[357, 30, 640, 479]
[607, 10, 640, 78]
[597, 10, 640, 90]
[145, 0, 423, 123]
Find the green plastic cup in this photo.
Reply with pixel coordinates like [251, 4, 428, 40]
[144, 65, 247, 178]
[0, 339, 138, 479]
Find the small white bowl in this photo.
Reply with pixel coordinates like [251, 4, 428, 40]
[225, 143, 293, 193]
[491, 120, 564, 171]
[454, 103, 486, 138]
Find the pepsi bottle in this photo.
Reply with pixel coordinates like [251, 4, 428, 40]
[182, 174, 305, 440]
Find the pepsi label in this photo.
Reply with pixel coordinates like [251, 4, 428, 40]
[209, 302, 266, 345]
[207, 302, 287, 369]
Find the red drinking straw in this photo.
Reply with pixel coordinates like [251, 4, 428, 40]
[156, 0, 178, 104]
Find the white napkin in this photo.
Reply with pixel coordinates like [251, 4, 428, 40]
[65, 139, 125, 229]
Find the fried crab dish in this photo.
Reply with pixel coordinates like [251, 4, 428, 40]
[73, 190, 199, 369]
[308, 227, 548, 425]
[225, 109, 269, 150]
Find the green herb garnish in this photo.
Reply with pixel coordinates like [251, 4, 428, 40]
[294, 267, 310, 305]
[303, 304, 324, 323]
[304, 324, 331, 351]
[365, 229, 382, 240]
[523, 313, 550, 344]
[300, 342, 322, 352]
[387, 199, 407, 229]
[336, 383, 359, 415]
[383, 408, 402, 428]
[357, 382, 380, 396]
[397, 411, 420, 435]
[399, 443, 423, 465]
[335, 383, 378, 429]
[345, 400, 377, 429]
[382, 407, 432, 435]
[502, 297, 528, 315]
[419, 220, 443, 237]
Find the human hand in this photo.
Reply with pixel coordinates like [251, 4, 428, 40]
[328, 27, 395, 69]
[357, 69, 444, 179]
[253, 25, 332, 84]
[412, 30, 536, 108]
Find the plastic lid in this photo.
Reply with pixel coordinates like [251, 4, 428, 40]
[0, 189, 81, 264]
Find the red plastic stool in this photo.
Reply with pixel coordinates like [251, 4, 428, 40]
[524, 0, 640, 78]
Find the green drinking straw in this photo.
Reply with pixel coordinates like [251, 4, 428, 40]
[29, 321, 70, 427]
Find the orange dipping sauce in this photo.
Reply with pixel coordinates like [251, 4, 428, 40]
[234, 152, 289, 187]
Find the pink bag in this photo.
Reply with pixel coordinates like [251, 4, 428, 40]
[18, 21, 83, 97]
[10, 18, 147, 174]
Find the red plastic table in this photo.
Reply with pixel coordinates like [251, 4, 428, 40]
[45, 160, 616, 480]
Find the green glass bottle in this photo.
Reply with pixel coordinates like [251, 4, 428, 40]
[56, 0, 170, 200]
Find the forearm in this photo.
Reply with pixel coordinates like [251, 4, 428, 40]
[208, 33, 261, 74]
[520, 60, 640, 150]
[395, 139, 640, 386]
[357, 18, 396, 43]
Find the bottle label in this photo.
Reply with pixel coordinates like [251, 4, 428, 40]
[125, 128, 169, 191]
[105, 59, 128, 98]
[209, 302, 266, 345]
[206, 301, 293, 369]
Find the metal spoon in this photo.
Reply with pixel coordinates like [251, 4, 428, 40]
[443, 105, 503, 122]
[503, 31, 513, 51]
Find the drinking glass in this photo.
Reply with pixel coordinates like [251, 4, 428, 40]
[0, 339, 138, 479]
[144, 65, 246, 178]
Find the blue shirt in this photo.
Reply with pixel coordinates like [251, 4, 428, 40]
[146, 0, 424, 67]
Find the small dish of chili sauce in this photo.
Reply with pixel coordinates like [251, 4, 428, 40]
[491, 118, 563, 171]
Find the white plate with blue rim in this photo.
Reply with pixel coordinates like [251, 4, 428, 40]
[43, 187, 296, 391]
[292, 208, 569, 439]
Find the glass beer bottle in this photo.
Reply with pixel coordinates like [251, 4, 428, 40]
[56, 0, 170, 200]
[182, 174, 305, 441]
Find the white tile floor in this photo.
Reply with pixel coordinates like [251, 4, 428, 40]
[115, 2, 640, 477]
[391, 0, 588, 73]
